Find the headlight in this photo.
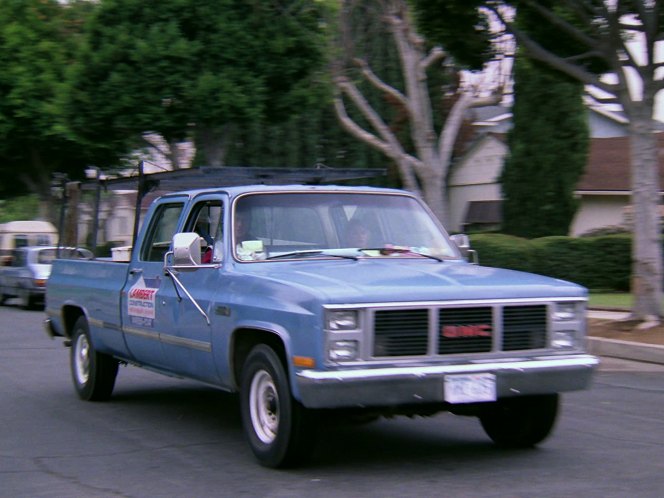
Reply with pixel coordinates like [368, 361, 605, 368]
[554, 302, 580, 321]
[552, 330, 577, 349]
[326, 310, 358, 330]
[328, 340, 359, 361]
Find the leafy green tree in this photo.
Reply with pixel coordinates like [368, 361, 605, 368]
[0, 0, 97, 215]
[0, 195, 40, 223]
[501, 55, 588, 238]
[66, 0, 330, 168]
[412, 0, 664, 321]
[500, 3, 589, 238]
[223, 4, 399, 174]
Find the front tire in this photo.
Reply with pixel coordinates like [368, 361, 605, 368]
[480, 394, 559, 448]
[240, 344, 318, 468]
[70, 317, 119, 401]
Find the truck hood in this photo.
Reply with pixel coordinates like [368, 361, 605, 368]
[241, 259, 586, 304]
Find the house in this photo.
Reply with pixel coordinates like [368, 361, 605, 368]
[571, 134, 664, 236]
[448, 103, 661, 235]
[448, 132, 507, 233]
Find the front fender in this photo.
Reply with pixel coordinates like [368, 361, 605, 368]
[228, 319, 308, 400]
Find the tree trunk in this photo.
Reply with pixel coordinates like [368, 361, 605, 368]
[629, 109, 663, 321]
[420, 169, 446, 224]
[166, 138, 183, 170]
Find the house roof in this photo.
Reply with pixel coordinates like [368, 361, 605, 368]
[576, 134, 664, 193]
[469, 103, 631, 126]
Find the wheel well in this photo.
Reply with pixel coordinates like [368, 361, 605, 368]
[62, 305, 85, 339]
[232, 328, 287, 388]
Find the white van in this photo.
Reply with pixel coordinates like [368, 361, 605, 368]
[0, 221, 58, 264]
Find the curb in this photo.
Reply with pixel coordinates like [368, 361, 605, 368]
[586, 336, 664, 365]
[586, 309, 664, 365]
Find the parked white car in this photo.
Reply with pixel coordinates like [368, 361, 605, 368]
[0, 246, 92, 309]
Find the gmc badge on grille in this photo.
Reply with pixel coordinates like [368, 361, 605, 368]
[441, 324, 492, 338]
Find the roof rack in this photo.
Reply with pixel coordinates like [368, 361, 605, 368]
[69, 163, 386, 252]
[89, 164, 385, 193]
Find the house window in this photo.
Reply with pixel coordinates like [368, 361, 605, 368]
[463, 200, 503, 232]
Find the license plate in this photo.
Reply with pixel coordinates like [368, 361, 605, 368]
[444, 373, 496, 404]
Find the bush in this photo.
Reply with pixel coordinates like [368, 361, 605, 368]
[579, 226, 629, 237]
[469, 233, 536, 274]
[583, 235, 631, 291]
[469, 233, 632, 291]
[530, 236, 587, 282]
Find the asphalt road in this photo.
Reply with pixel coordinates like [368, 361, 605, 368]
[2, 303, 664, 498]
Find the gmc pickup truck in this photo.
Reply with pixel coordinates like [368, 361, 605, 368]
[45, 184, 598, 467]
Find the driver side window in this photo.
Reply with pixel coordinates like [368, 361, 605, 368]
[184, 200, 224, 263]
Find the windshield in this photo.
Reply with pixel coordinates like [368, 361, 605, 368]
[232, 192, 458, 261]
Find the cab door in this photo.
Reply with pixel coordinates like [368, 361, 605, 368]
[158, 196, 226, 383]
[121, 198, 187, 369]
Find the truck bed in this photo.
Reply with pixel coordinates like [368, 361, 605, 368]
[46, 258, 129, 342]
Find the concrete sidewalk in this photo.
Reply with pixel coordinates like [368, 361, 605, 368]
[586, 310, 664, 366]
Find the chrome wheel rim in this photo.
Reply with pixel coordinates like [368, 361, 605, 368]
[74, 333, 90, 386]
[249, 369, 279, 444]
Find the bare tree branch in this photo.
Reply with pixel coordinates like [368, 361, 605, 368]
[600, 3, 642, 100]
[333, 0, 508, 223]
[438, 90, 502, 167]
[333, 93, 390, 153]
[333, 82, 421, 192]
[353, 58, 409, 112]
[564, 50, 607, 63]
[422, 46, 446, 71]
[486, 5, 622, 96]
[519, 0, 599, 48]
[335, 76, 401, 146]
[585, 93, 621, 105]
[559, 0, 599, 27]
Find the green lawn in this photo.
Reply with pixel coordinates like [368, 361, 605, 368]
[588, 293, 632, 310]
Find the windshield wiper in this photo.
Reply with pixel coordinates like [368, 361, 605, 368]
[358, 246, 444, 262]
[266, 250, 358, 261]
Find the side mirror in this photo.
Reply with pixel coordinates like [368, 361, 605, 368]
[172, 232, 201, 266]
[450, 234, 478, 264]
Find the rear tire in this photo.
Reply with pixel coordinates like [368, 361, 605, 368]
[480, 394, 559, 448]
[20, 288, 35, 310]
[70, 317, 118, 401]
[240, 344, 318, 468]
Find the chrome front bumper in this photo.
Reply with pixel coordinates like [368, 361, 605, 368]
[296, 354, 599, 409]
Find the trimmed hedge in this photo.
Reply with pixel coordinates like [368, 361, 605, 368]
[469, 233, 631, 291]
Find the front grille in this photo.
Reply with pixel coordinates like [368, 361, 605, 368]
[371, 304, 549, 358]
[374, 309, 428, 356]
[503, 305, 547, 350]
[439, 307, 492, 354]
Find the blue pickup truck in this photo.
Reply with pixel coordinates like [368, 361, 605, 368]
[45, 184, 598, 467]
